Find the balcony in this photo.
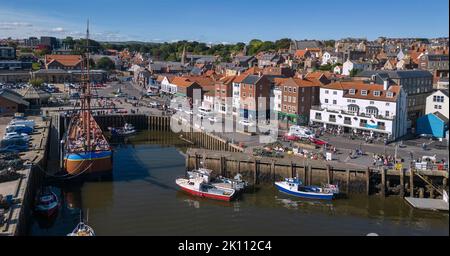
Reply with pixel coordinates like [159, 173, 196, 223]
[344, 119, 352, 125]
[314, 115, 322, 120]
[329, 118, 336, 122]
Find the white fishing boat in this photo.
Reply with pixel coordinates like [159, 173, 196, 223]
[67, 222, 95, 236]
[67, 211, 95, 236]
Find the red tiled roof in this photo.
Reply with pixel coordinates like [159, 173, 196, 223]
[45, 54, 82, 67]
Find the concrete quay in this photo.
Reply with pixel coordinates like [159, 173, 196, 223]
[0, 116, 50, 236]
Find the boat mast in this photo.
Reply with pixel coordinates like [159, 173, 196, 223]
[85, 20, 92, 151]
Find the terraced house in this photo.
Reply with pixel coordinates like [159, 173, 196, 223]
[239, 74, 271, 121]
[278, 76, 321, 125]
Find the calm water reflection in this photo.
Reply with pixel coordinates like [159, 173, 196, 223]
[30, 131, 449, 236]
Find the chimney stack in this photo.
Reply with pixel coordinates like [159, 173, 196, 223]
[383, 80, 389, 90]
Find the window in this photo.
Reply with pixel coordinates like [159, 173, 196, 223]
[370, 101, 374, 105]
[288, 87, 292, 92]
[385, 111, 389, 117]
[333, 100, 337, 104]
[288, 96, 291, 103]
[284, 86, 287, 92]
[348, 105, 359, 114]
[293, 87, 297, 93]
[301, 97, 304, 102]
[284, 105, 287, 110]
[243, 92, 246, 97]
[373, 91, 380, 96]
[386, 102, 390, 106]
[433, 95, 444, 102]
[333, 91, 337, 95]
[349, 89, 355, 95]
[325, 90, 329, 94]
[288, 106, 291, 111]
[302, 88, 305, 93]
[366, 106, 379, 116]
[292, 97, 296, 103]
[325, 99, 329, 103]
[347, 99, 352, 102]
[284, 95, 287, 101]
[386, 92, 393, 98]
[361, 90, 368, 96]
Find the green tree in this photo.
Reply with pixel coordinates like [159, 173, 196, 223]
[274, 38, 291, 50]
[96, 57, 115, 71]
[29, 78, 44, 88]
[349, 68, 360, 77]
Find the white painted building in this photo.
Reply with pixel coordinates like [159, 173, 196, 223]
[425, 90, 449, 119]
[160, 76, 177, 94]
[273, 86, 282, 113]
[342, 60, 373, 76]
[309, 81, 408, 140]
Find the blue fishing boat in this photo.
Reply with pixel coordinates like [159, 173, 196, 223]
[275, 178, 339, 200]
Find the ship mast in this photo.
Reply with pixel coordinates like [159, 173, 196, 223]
[81, 20, 92, 152]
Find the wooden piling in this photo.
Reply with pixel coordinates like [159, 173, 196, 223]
[366, 168, 370, 195]
[381, 167, 386, 197]
[409, 168, 414, 197]
[253, 158, 259, 185]
[271, 160, 276, 181]
[419, 188, 424, 198]
[346, 169, 350, 194]
[326, 165, 331, 184]
[308, 165, 312, 185]
[399, 168, 405, 197]
[291, 162, 295, 178]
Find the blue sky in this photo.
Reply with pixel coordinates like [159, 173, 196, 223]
[0, 0, 448, 43]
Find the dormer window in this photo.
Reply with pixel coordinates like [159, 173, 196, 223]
[361, 90, 368, 96]
[349, 89, 355, 95]
[386, 91, 394, 98]
[373, 91, 380, 96]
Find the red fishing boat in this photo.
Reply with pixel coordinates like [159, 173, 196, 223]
[176, 173, 236, 201]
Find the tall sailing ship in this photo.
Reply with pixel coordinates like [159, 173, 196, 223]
[63, 22, 113, 176]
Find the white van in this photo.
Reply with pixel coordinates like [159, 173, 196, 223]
[9, 119, 35, 128]
[288, 125, 314, 139]
[197, 107, 213, 118]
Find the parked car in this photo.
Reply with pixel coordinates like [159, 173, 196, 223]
[283, 133, 300, 141]
[238, 119, 255, 127]
[149, 101, 160, 108]
[309, 137, 328, 146]
[9, 119, 35, 128]
[208, 116, 222, 123]
[3, 132, 30, 141]
[6, 124, 33, 134]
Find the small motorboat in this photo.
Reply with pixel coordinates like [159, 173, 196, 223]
[109, 123, 137, 136]
[67, 211, 95, 236]
[215, 173, 248, 192]
[35, 187, 59, 217]
[275, 178, 338, 200]
[176, 175, 236, 201]
[67, 222, 95, 236]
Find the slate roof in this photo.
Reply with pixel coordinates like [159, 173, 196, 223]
[356, 70, 433, 79]
[292, 40, 323, 50]
[433, 111, 449, 123]
[0, 89, 29, 106]
[241, 75, 261, 84]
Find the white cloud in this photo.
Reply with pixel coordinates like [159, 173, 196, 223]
[52, 27, 65, 32]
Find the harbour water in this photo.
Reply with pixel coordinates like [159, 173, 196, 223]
[30, 131, 449, 236]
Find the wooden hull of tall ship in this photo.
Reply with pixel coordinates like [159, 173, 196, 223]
[64, 150, 112, 175]
[64, 116, 113, 176]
